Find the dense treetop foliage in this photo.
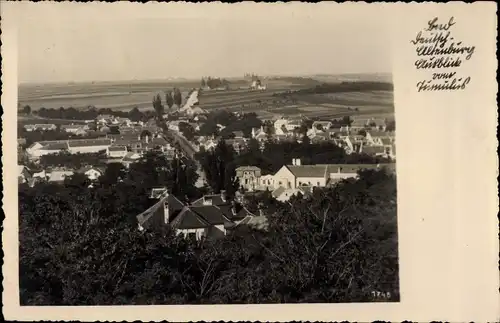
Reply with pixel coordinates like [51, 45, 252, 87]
[197, 110, 262, 138]
[33, 106, 156, 122]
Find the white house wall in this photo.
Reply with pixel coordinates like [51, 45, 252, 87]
[108, 150, 128, 158]
[273, 166, 296, 189]
[177, 228, 205, 240]
[296, 176, 327, 188]
[69, 145, 109, 154]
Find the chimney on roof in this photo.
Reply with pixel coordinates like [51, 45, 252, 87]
[203, 195, 213, 205]
[295, 158, 301, 166]
[231, 200, 238, 216]
[220, 190, 227, 202]
[163, 198, 170, 224]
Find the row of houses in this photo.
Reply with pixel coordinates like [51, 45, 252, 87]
[25, 133, 176, 161]
[18, 165, 105, 186]
[272, 116, 389, 135]
[195, 126, 395, 160]
[136, 188, 267, 241]
[235, 159, 396, 201]
[250, 124, 396, 159]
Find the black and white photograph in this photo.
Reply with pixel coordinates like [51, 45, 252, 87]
[15, 3, 399, 306]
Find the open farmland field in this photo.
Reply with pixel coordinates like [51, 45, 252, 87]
[199, 86, 394, 120]
[310, 73, 392, 83]
[18, 80, 201, 111]
[17, 77, 315, 112]
[18, 75, 394, 121]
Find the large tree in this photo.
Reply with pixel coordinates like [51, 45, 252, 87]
[197, 139, 238, 195]
[165, 91, 174, 110]
[173, 88, 182, 107]
[152, 94, 164, 119]
[23, 105, 32, 115]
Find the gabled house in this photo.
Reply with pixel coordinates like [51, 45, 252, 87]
[77, 166, 104, 181]
[273, 118, 289, 134]
[236, 166, 262, 191]
[251, 126, 268, 143]
[121, 152, 142, 168]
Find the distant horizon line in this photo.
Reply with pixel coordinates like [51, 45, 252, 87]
[19, 72, 393, 86]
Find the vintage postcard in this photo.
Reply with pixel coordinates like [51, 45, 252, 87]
[1, 2, 498, 322]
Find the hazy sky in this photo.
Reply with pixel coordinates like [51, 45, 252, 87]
[12, 3, 392, 83]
